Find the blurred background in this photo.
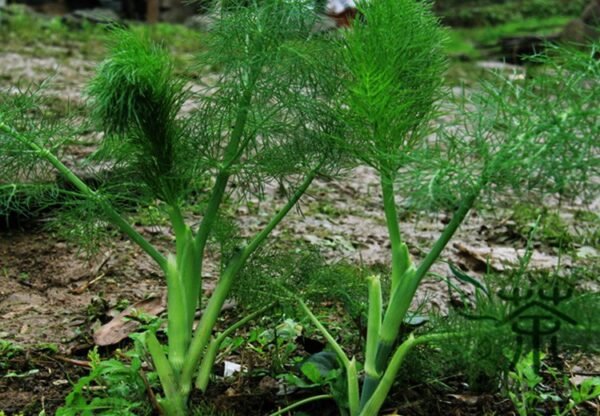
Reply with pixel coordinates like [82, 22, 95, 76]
[0, 0, 598, 61]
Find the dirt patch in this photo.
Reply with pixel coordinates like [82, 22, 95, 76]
[0, 227, 165, 349]
[0, 348, 88, 415]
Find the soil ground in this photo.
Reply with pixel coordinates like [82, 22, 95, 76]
[1, 20, 599, 416]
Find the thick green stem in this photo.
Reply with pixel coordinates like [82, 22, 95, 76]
[362, 190, 480, 407]
[381, 191, 479, 344]
[193, 172, 229, 257]
[165, 255, 190, 375]
[244, 168, 319, 255]
[380, 173, 408, 292]
[165, 207, 198, 375]
[364, 275, 382, 376]
[195, 302, 276, 391]
[359, 334, 418, 416]
[167, 206, 187, 262]
[145, 332, 184, 415]
[0, 123, 167, 271]
[222, 83, 255, 167]
[158, 400, 187, 416]
[179, 250, 244, 395]
[269, 394, 334, 416]
[192, 77, 258, 303]
[412, 191, 478, 283]
[359, 333, 461, 416]
[181, 169, 318, 394]
[193, 67, 259, 255]
[347, 358, 360, 416]
[359, 266, 419, 409]
[180, 232, 202, 334]
[172, 69, 261, 399]
[360, 275, 383, 409]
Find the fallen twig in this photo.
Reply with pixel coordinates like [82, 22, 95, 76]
[54, 355, 92, 368]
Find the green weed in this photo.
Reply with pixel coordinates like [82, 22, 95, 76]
[508, 353, 600, 416]
[511, 203, 573, 247]
[56, 347, 154, 416]
[0, 340, 24, 370]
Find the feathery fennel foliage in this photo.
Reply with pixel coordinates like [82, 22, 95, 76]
[88, 30, 189, 205]
[287, 2, 598, 415]
[1, 1, 343, 414]
[338, 0, 446, 176]
[0, 85, 76, 225]
[407, 43, 599, 211]
[2, 0, 597, 414]
[189, 0, 345, 191]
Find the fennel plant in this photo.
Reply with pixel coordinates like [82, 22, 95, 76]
[0, 1, 343, 414]
[286, 1, 599, 415]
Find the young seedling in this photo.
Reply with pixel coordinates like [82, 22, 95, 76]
[288, 1, 599, 415]
[0, 1, 344, 414]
